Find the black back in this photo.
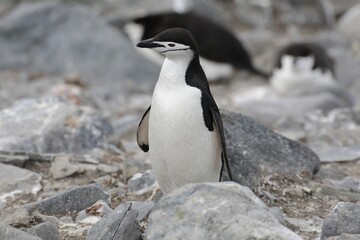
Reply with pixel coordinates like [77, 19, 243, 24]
[134, 12, 269, 78]
[275, 42, 335, 75]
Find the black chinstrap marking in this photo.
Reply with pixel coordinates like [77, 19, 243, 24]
[160, 47, 191, 54]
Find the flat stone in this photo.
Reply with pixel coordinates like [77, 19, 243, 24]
[321, 202, 360, 239]
[130, 201, 155, 222]
[76, 200, 112, 224]
[330, 177, 360, 193]
[0, 97, 112, 153]
[328, 233, 360, 240]
[0, 223, 42, 240]
[234, 90, 352, 127]
[28, 221, 61, 240]
[86, 202, 142, 240]
[50, 155, 83, 179]
[222, 110, 320, 188]
[0, 163, 41, 207]
[147, 182, 302, 240]
[25, 184, 110, 216]
[0, 206, 32, 226]
[338, 3, 360, 39]
[127, 170, 157, 195]
[312, 184, 360, 202]
[300, 107, 360, 162]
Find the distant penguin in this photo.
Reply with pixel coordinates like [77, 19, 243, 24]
[270, 42, 337, 96]
[136, 28, 233, 194]
[114, 12, 269, 81]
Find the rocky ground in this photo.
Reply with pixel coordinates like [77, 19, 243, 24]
[0, 0, 360, 240]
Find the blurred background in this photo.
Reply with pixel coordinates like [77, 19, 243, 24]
[0, 0, 360, 239]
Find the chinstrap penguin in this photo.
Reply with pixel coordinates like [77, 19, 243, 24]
[136, 28, 233, 194]
[114, 12, 269, 81]
[270, 42, 337, 96]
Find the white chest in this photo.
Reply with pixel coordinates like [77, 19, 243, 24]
[148, 57, 221, 193]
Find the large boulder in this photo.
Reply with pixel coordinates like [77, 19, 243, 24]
[0, 2, 158, 98]
[0, 97, 112, 153]
[321, 202, 360, 239]
[147, 182, 302, 240]
[222, 110, 320, 188]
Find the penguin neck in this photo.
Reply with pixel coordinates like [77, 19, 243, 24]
[158, 52, 197, 88]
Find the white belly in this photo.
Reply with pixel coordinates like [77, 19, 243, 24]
[270, 68, 337, 96]
[149, 85, 221, 193]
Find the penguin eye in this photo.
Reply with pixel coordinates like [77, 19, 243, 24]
[168, 43, 175, 47]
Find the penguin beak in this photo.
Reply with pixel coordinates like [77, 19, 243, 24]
[136, 38, 163, 49]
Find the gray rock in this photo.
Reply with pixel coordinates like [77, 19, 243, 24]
[86, 202, 142, 240]
[285, 216, 323, 237]
[0, 2, 158, 98]
[129, 201, 155, 222]
[312, 184, 360, 202]
[128, 169, 158, 195]
[331, 177, 360, 193]
[0, 97, 112, 153]
[0, 163, 41, 208]
[331, 0, 360, 17]
[222, 110, 320, 188]
[25, 184, 110, 216]
[0, 223, 42, 240]
[315, 165, 348, 180]
[76, 200, 112, 224]
[0, 150, 29, 167]
[28, 221, 61, 240]
[49, 154, 121, 179]
[328, 233, 360, 240]
[338, 3, 360, 39]
[147, 182, 302, 240]
[300, 107, 360, 162]
[321, 202, 360, 239]
[0, 206, 32, 226]
[328, 48, 360, 91]
[107, 0, 231, 26]
[231, 0, 273, 28]
[59, 216, 73, 224]
[235, 91, 352, 127]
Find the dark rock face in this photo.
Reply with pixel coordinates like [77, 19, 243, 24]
[0, 2, 158, 97]
[147, 182, 302, 240]
[222, 110, 320, 188]
[86, 202, 142, 240]
[321, 202, 360, 239]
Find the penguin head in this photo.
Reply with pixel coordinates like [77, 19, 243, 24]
[136, 28, 199, 59]
[276, 42, 335, 75]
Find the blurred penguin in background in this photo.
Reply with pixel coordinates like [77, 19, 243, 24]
[111, 11, 269, 81]
[270, 42, 337, 96]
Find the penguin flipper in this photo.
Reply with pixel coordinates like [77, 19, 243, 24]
[137, 106, 151, 152]
[210, 108, 233, 181]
